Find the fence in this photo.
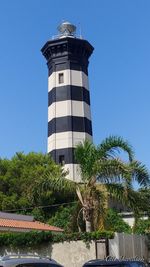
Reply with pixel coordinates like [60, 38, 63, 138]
[109, 233, 148, 260]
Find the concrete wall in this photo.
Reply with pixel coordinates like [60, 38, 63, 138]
[52, 241, 96, 267]
[0, 241, 96, 267]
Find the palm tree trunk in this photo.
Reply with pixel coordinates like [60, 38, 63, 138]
[85, 220, 92, 232]
[83, 205, 93, 232]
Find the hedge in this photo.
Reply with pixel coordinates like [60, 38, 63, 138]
[0, 230, 114, 248]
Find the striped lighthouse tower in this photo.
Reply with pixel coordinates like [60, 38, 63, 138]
[41, 22, 94, 181]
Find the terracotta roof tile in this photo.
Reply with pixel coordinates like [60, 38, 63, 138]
[0, 218, 63, 232]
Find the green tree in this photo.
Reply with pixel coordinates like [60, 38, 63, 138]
[48, 204, 78, 232]
[104, 209, 131, 233]
[134, 219, 150, 234]
[39, 136, 150, 232]
[0, 152, 71, 220]
[137, 188, 150, 216]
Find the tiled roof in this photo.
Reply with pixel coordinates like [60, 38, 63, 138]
[0, 218, 63, 232]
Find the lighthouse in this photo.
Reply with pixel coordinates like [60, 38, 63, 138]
[41, 22, 94, 181]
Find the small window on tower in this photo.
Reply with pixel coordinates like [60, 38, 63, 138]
[58, 73, 64, 84]
[59, 155, 65, 166]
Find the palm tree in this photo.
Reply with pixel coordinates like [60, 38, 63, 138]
[39, 136, 150, 232]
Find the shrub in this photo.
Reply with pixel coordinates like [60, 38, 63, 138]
[0, 230, 114, 248]
[104, 209, 132, 233]
[134, 219, 150, 234]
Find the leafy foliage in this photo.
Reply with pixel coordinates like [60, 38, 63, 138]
[133, 219, 150, 234]
[104, 209, 132, 233]
[0, 152, 75, 222]
[0, 230, 114, 248]
[48, 204, 78, 231]
[137, 189, 150, 216]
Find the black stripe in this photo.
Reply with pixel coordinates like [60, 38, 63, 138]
[48, 85, 90, 106]
[41, 37, 94, 76]
[48, 116, 92, 136]
[50, 147, 75, 164]
[48, 62, 88, 76]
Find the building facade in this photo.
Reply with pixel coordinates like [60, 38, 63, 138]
[41, 22, 94, 181]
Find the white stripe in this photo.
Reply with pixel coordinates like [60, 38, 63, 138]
[48, 100, 91, 121]
[47, 132, 92, 152]
[63, 164, 82, 182]
[48, 70, 89, 92]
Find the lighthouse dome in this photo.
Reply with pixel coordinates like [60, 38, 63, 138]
[57, 21, 76, 38]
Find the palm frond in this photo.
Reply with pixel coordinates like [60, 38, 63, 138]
[129, 160, 150, 187]
[105, 183, 140, 212]
[75, 139, 98, 181]
[39, 170, 77, 195]
[98, 136, 134, 161]
[96, 158, 132, 184]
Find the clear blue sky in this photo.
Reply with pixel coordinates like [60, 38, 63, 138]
[0, 0, 150, 169]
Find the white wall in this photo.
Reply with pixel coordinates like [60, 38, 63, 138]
[0, 241, 96, 267]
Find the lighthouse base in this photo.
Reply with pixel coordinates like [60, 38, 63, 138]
[63, 164, 82, 182]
